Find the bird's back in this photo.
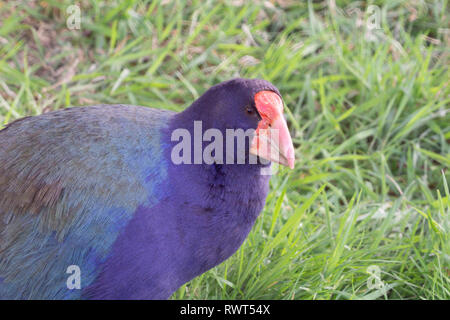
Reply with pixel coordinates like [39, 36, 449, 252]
[0, 105, 173, 299]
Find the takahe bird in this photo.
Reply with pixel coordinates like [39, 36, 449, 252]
[0, 78, 294, 299]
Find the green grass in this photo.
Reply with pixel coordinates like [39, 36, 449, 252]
[0, 0, 448, 299]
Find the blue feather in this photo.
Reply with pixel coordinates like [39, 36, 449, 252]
[0, 105, 172, 299]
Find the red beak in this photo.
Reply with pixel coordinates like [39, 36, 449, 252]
[250, 91, 295, 169]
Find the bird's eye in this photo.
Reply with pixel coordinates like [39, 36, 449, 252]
[245, 106, 254, 115]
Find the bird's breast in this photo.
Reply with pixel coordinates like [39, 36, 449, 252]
[163, 163, 271, 280]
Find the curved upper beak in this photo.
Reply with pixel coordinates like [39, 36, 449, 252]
[250, 91, 295, 169]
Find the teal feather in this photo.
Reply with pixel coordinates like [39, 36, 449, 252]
[0, 105, 172, 299]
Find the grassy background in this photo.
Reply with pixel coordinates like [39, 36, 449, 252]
[0, 0, 448, 299]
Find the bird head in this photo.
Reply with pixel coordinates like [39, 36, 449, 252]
[178, 78, 295, 169]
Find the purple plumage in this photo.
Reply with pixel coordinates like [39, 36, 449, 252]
[0, 78, 294, 299]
